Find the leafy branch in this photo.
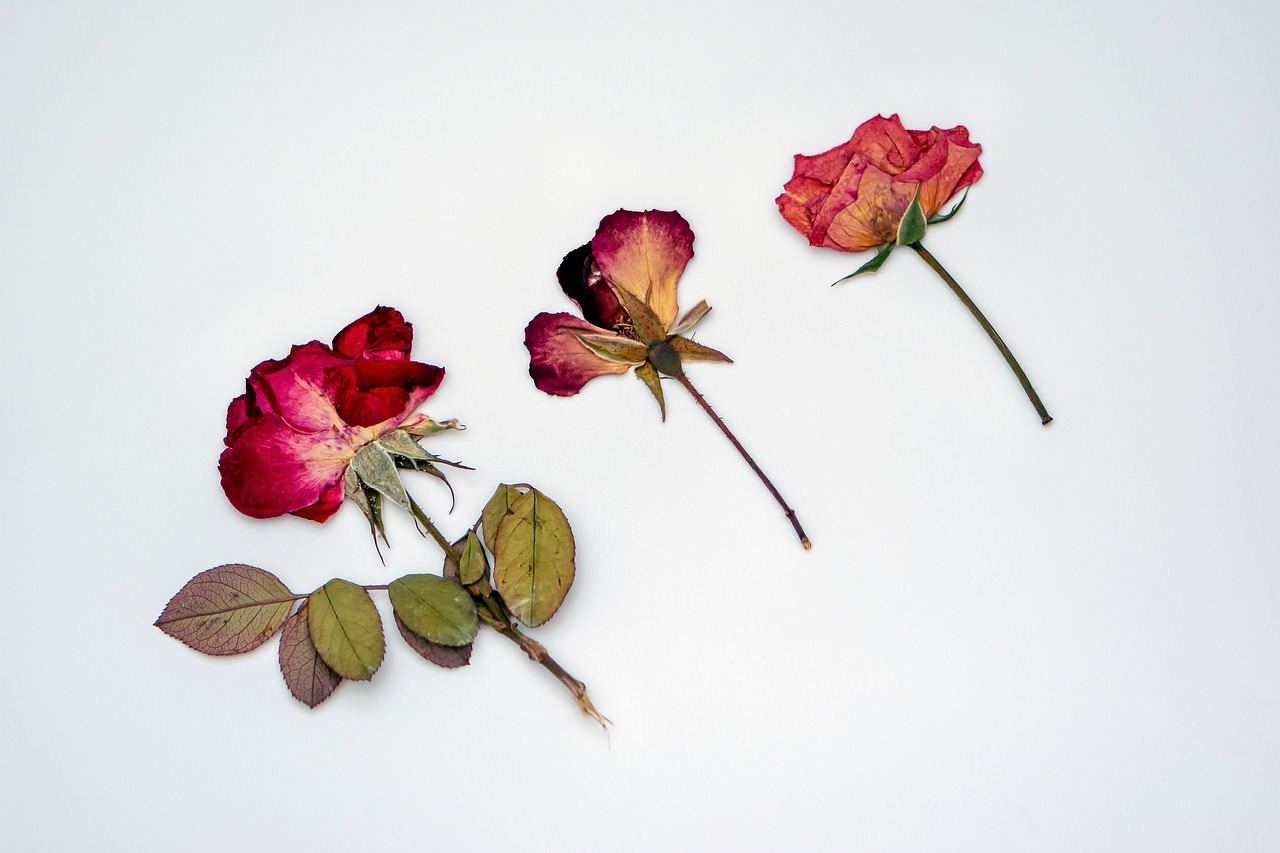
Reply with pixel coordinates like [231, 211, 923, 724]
[157, 483, 605, 725]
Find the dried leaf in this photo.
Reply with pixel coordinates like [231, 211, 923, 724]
[388, 574, 479, 647]
[308, 579, 385, 680]
[458, 530, 488, 585]
[278, 601, 341, 708]
[395, 613, 472, 669]
[481, 484, 523, 555]
[492, 489, 576, 627]
[155, 564, 294, 655]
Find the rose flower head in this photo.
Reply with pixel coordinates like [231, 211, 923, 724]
[776, 115, 1052, 426]
[525, 209, 811, 548]
[219, 306, 464, 534]
[524, 208, 731, 419]
[777, 114, 982, 279]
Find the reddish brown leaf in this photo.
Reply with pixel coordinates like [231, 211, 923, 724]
[279, 601, 342, 708]
[155, 564, 295, 655]
[395, 614, 472, 669]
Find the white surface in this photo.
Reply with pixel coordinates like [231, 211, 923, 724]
[3, 1, 1279, 849]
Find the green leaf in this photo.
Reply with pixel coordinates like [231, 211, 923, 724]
[308, 579, 384, 680]
[388, 574, 479, 647]
[394, 614, 472, 669]
[669, 299, 711, 336]
[458, 530, 488, 585]
[574, 332, 648, 364]
[635, 361, 666, 421]
[481, 484, 522, 555]
[895, 183, 927, 246]
[669, 336, 733, 364]
[831, 243, 895, 285]
[927, 188, 968, 225]
[492, 488, 576, 627]
[349, 442, 411, 512]
[155, 564, 294, 655]
[278, 601, 341, 708]
[608, 282, 668, 345]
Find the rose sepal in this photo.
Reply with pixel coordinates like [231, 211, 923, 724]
[895, 184, 928, 246]
[832, 242, 895, 286]
[927, 188, 969, 225]
[634, 362, 666, 421]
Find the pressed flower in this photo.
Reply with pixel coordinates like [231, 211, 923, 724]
[777, 115, 1051, 425]
[218, 307, 459, 524]
[526, 209, 810, 549]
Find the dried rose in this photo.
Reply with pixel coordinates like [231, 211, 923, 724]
[524, 208, 728, 401]
[219, 307, 452, 521]
[776, 114, 981, 254]
[525, 209, 810, 548]
[777, 116, 1051, 425]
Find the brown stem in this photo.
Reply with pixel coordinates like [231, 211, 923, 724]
[910, 242, 1052, 425]
[406, 496, 607, 726]
[673, 372, 811, 550]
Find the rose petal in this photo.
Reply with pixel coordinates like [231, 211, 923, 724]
[916, 126, 983, 218]
[822, 165, 917, 252]
[219, 414, 356, 521]
[244, 341, 349, 433]
[848, 114, 923, 177]
[556, 243, 628, 329]
[591, 209, 693, 329]
[329, 359, 445, 428]
[524, 312, 637, 396]
[332, 306, 413, 361]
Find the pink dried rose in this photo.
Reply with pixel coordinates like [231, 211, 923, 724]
[777, 115, 1051, 425]
[777, 114, 982, 253]
[219, 307, 455, 522]
[525, 209, 811, 548]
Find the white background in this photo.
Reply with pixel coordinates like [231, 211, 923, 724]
[3, 1, 1278, 849]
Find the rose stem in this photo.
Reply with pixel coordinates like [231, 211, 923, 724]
[407, 498, 608, 726]
[909, 241, 1053, 426]
[672, 372, 812, 550]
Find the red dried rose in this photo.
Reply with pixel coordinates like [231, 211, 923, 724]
[219, 307, 445, 522]
[776, 114, 982, 252]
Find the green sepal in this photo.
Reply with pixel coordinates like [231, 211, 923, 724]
[669, 300, 711, 336]
[608, 283, 667, 345]
[574, 332, 649, 364]
[635, 361, 666, 421]
[896, 184, 927, 246]
[669, 335, 732, 364]
[831, 242, 895, 285]
[349, 442, 412, 512]
[344, 466, 387, 547]
[928, 189, 968, 225]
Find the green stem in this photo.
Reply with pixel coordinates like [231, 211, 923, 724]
[406, 496, 607, 726]
[673, 372, 812, 550]
[910, 242, 1052, 425]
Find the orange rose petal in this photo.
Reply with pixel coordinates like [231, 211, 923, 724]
[823, 166, 915, 252]
[591, 209, 694, 329]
